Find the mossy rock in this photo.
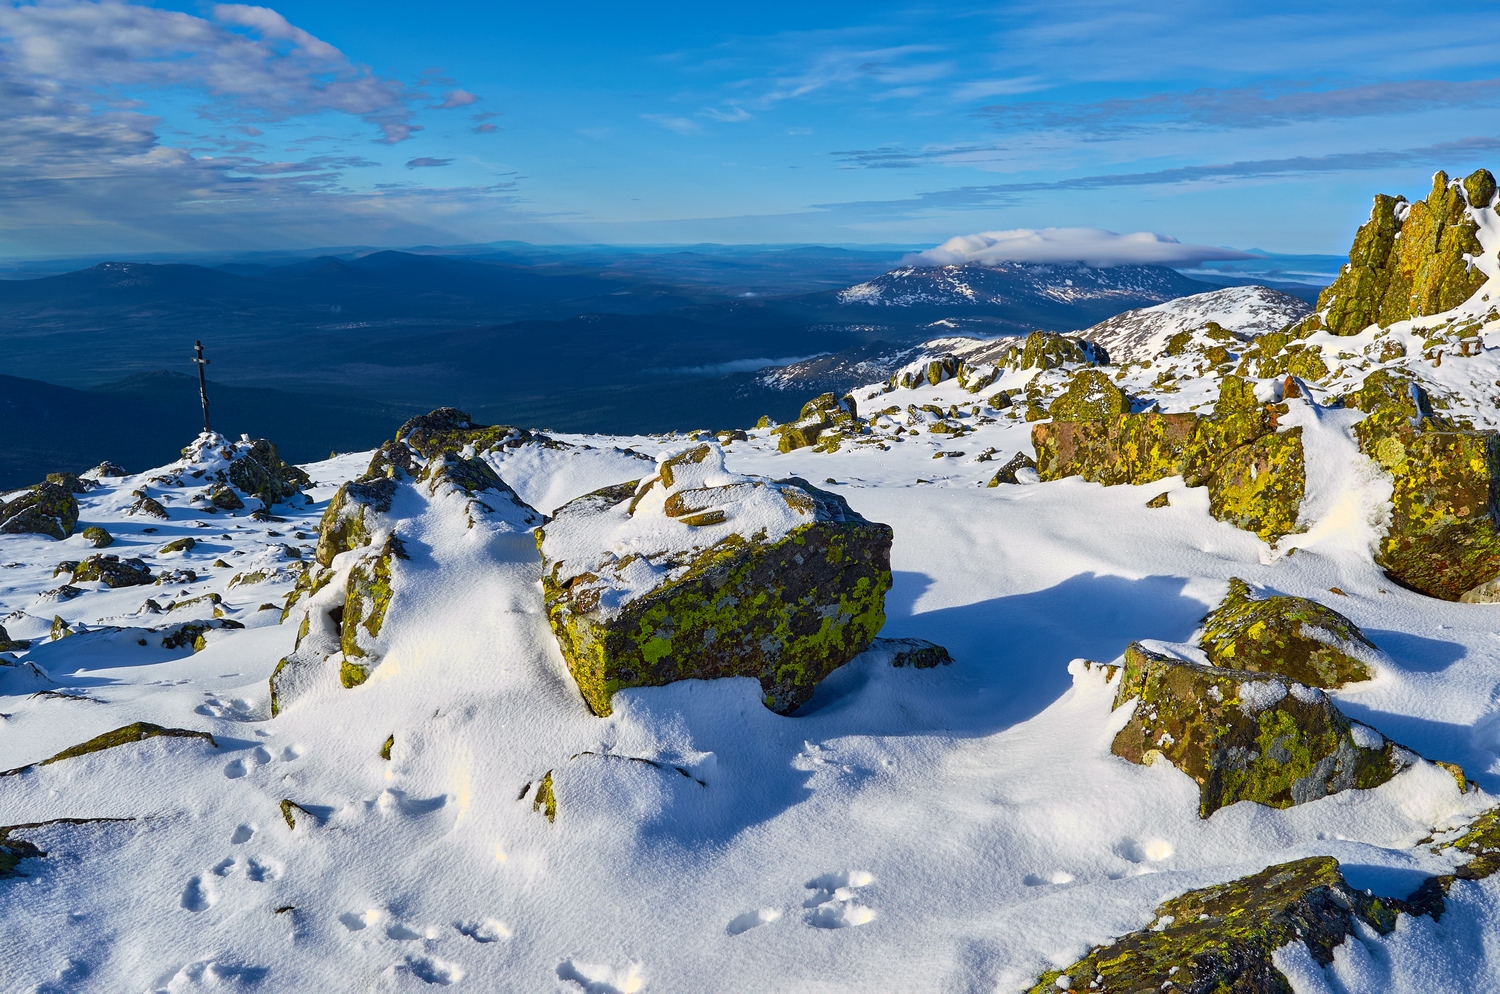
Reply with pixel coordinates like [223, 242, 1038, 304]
[160, 537, 196, 555]
[539, 472, 892, 716]
[45, 472, 93, 494]
[160, 618, 244, 651]
[1013, 331, 1105, 371]
[315, 477, 397, 566]
[1028, 856, 1399, 994]
[1205, 427, 1306, 543]
[366, 408, 555, 479]
[81, 526, 113, 548]
[876, 637, 952, 668]
[72, 554, 154, 588]
[1048, 369, 1130, 421]
[1033, 412, 1201, 486]
[226, 439, 310, 504]
[1464, 167, 1497, 209]
[0, 722, 216, 777]
[0, 482, 80, 540]
[1350, 370, 1500, 599]
[128, 492, 168, 519]
[1199, 578, 1375, 688]
[208, 484, 244, 511]
[778, 423, 825, 453]
[340, 534, 407, 680]
[1112, 644, 1407, 817]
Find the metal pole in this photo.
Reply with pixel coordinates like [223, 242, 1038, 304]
[193, 340, 212, 433]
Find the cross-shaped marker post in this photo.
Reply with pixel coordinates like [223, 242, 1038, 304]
[193, 340, 212, 433]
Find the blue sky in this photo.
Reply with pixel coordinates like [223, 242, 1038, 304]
[3, 0, 1498, 257]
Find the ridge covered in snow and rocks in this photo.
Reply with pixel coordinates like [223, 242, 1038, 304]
[836, 261, 1208, 309]
[4, 171, 1500, 992]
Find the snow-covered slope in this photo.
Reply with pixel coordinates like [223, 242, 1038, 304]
[5, 174, 1500, 993]
[837, 262, 1206, 309]
[1080, 285, 1310, 365]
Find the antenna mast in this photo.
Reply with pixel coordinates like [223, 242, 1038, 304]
[193, 340, 212, 433]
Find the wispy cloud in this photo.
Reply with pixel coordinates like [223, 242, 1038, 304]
[817, 136, 1500, 216]
[905, 228, 1251, 267]
[436, 89, 478, 110]
[641, 113, 701, 134]
[406, 157, 452, 168]
[980, 79, 1500, 135]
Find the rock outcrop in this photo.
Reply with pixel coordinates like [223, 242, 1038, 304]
[1343, 369, 1500, 599]
[172, 432, 310, 507]
[771, 392, 864, 453]
[1111, 643, 1408, 817]
[538, 443, 892, 716]
[1303, 170, 1494, 337]
[1032, 373, 1305, 542]
[1199, 578, 1376, 687]
[0, 483, 80, 540]
[271, 409, 540, 714]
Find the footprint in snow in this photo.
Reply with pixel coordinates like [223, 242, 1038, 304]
[456, 918, 511, 942]
[1023, 871, 1076, 886]
[230, 824, 255, 844]
[556, 959, 645, 994]
[803, 871, 876, 929]
[385, 955, 465, 986]
[726, 908, 781, 936]
[180, 876, 218, 912]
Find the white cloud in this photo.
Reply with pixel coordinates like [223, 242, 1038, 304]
[437, 89, 477, 109]
[905, 227, 1254, 268]
[641, 113, 700, 134]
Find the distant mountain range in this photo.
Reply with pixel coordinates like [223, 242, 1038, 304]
[0, 246, 1319, 486]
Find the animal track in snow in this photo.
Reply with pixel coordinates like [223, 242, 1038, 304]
[384, 955, 465, 986]
[803, 871, 876, 929]
[222, 744, 300, 779]
[196, 693, 258, 721]
[180, 875, 218, 912]
[726, 908, 781, 935]
[456, 918, 511, 942]
[230, 824, 255, 844]
[1023, 871, 1075, 886]
[557, 959, 645, 993]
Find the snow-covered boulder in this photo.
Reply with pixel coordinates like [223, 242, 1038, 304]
[538, 443, 893, 716]
[174, 432, 310, 505]
[0, 482, 80, 540]
[272, 409, 541, 713]
[1111, 643, 1409, 818]
[1198, 578, 1377, 688]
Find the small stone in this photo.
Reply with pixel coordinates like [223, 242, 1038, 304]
[1146, 492, 1170, 508]
[81, 526, 113, 548]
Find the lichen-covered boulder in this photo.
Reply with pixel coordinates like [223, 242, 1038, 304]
[45, 472, 95, 494]
[128, 490, 168, 519]
[539, 443, 892, 716]
[81, 526, 113, 548]
[1034, 374, 1305, 542]
[1204, 427, 1306, 543]
[0, 483, 80, 540]
[71, 554, 153, 588]
[1112, 643, 1408, 817]
[1027, 856, 1400, 994]
[338, 534, 407, 688]
[364, 408, 565, 480]
[986, 451, 1037, 486]
[1347, 369, 1500, 599]
[314, 477, 398, 568]
[84, 460, 126, 479]
[1199, 579, 1376, 687]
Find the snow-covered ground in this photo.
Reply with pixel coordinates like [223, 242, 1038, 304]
[2, 374, 1497, 992]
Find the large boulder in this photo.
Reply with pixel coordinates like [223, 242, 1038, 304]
[1199, 578, 1376, 687]
[1347, 369, 1500, 600]
[0, 483, 80, 540]
[1111, 643, 1408, 817]
[364, 407, 566, 479]
[538, 443, 892, 716]
[1032, 373, 1305, 542]
[772, 392, 862, 453]
[175, 432, 309, 506]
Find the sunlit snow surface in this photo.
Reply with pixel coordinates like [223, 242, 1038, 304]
[3, 380, 1500, 990]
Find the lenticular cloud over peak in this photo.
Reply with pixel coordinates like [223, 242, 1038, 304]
[906, 228, 1253, 268]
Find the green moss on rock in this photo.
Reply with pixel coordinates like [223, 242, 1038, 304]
[81, 526, 113, 548]
[315, 477, 397, 566]
[540, 475, 892, 716]
[1112, 644, 1406, 817]
[0, 722, 216, 777]
[1205, 427, 1306, 543]
[0, 482, 80, 540]
[72, 554, 153, 588]
[160, 537, 196, 554]
[533, 772, 557, 822]
[1027, 856, 1399, 994]
[1047, 369, 1130, 421]
[1199, 578, 1375, 688]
